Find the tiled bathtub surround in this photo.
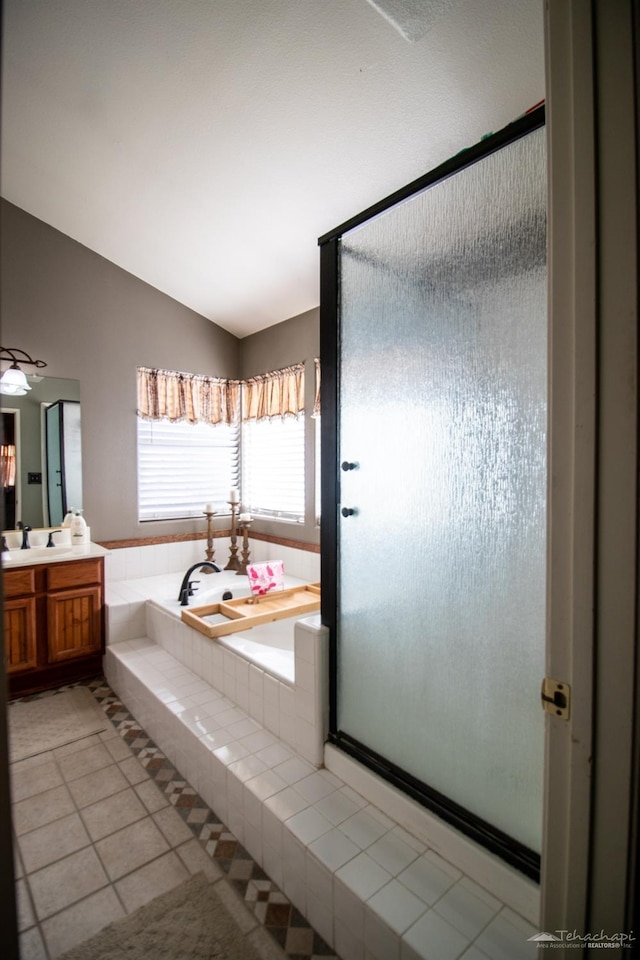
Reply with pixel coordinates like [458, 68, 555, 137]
[105, 537, 320, 649]
[102, 540, 541, 958]
[104, 642, 540, 960]
[106, 561, 327, 765]
[145, 603, 327, 764]
[105, 536, 320, 585]
[108, 607, 327, 766]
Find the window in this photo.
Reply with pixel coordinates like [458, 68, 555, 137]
[137, 417, 238, 521]
[241, 414, 305, 522]
[136, 366, 239, 521]
[240, 363, 306, 523]
[136, 363, 307, 524]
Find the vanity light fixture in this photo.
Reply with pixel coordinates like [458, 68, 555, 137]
[0, 347, 48, 396]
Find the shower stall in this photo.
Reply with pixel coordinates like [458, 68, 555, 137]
[320, 106, 547, 878]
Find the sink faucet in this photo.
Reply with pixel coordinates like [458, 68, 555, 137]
[17, 521, 32, 549]
[178, 561, 221, 605]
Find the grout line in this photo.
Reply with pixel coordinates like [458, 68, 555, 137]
[13, 676, 338, 960]
[50, 719, 170, 915]
[13, 693, 146, 956]
[28, 733, 111, 957]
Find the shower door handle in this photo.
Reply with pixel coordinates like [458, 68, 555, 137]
[341, 461, 358, 517]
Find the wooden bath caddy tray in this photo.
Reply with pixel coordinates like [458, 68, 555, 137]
[181, 583, 321, 639]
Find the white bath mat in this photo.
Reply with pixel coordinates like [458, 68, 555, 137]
[56, 872, 262, 960]
[8, 686, 106, 763]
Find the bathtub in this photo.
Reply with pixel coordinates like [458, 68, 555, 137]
[217, 618, 296, 683]
[107, 563, 329, 766]
[148, 570, 309, 684]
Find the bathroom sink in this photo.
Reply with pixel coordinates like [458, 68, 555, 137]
[2, 546, 73, 562]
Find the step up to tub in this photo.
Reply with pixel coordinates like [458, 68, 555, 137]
[182, 582, 321, 638]
[103, 635, 536, 960]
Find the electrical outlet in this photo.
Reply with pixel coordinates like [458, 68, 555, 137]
[27, 472, 42, 484]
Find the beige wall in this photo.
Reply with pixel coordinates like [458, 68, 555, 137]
[0, 201, 320, 544]
[240, 308, 319, 380]
[1, 200, 240, 541]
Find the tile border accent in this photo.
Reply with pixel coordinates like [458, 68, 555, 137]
[79, 676, 338, 960]
[98, 531, 232, 550]
[99, 532, 320, 553]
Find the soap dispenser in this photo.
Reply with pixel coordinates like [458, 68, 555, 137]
[62, 508, 74, 527]
[70, 510, 88, 545]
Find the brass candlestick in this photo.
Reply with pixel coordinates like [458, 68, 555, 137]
[202, 509, 216, 571]
[225, 501, 241, 571]
[236, 519, 253, 575]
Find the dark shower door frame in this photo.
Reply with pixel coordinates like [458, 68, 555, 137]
[319, 104, 546, 881]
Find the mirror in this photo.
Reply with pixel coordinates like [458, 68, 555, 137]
[1, 377, 81, 529]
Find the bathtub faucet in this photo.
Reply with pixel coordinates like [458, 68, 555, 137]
[17, 521, 32, 549]
[178, 561, 221, 605]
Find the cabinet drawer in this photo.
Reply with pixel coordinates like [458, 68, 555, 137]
[47, 558, 103, 591]
[3, 567, 36, 598]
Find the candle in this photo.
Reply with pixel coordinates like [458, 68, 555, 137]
[239, 513, 252, 522]
[205, 503, 213, 513]
[229, 488, 239, 503]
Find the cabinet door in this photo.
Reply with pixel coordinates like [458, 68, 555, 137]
[47, 586, 103, 662]
[4, 597, 37, 673]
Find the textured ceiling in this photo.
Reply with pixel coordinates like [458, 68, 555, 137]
[1, 0, 545, 337]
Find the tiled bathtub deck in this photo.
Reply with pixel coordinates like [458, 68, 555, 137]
[99, 549, 540, 959]
[105, 638, 541, 960]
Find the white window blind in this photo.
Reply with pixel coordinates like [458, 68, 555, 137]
[241, 415, 305, 522]
[137, 417, 239, 521]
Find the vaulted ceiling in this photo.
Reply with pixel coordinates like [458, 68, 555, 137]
[1, 0, 545, 337]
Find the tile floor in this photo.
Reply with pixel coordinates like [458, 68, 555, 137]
[11, 677, 336, 960]
[11, 677, 540, 960]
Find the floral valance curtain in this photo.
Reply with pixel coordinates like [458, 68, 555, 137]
[137, 367, 240, 426]
[312, 358, 321, 419]
[1, 444, 16, 488]
[241, 363, 305, 422]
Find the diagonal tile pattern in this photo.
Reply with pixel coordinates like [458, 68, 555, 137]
[11, 675, 540, 960]
[10, 677, 338, 960]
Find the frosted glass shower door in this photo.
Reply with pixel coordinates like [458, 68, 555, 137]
[336, 125, 547, 859]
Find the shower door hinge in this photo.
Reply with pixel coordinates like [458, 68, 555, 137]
[541, 678, 571, 720]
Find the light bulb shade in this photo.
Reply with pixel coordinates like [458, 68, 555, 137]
[0, 364, 31, 392]
[0, 384, 28, 396]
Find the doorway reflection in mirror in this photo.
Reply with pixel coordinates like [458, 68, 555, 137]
[0, 377, 81, 529]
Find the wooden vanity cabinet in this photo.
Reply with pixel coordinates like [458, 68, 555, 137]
[4, 568, 38, 674]
[3, 556, 105, 697]
[46, 560, 103, 663]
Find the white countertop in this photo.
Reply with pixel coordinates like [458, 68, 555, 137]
[1, 541, 109, 569]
